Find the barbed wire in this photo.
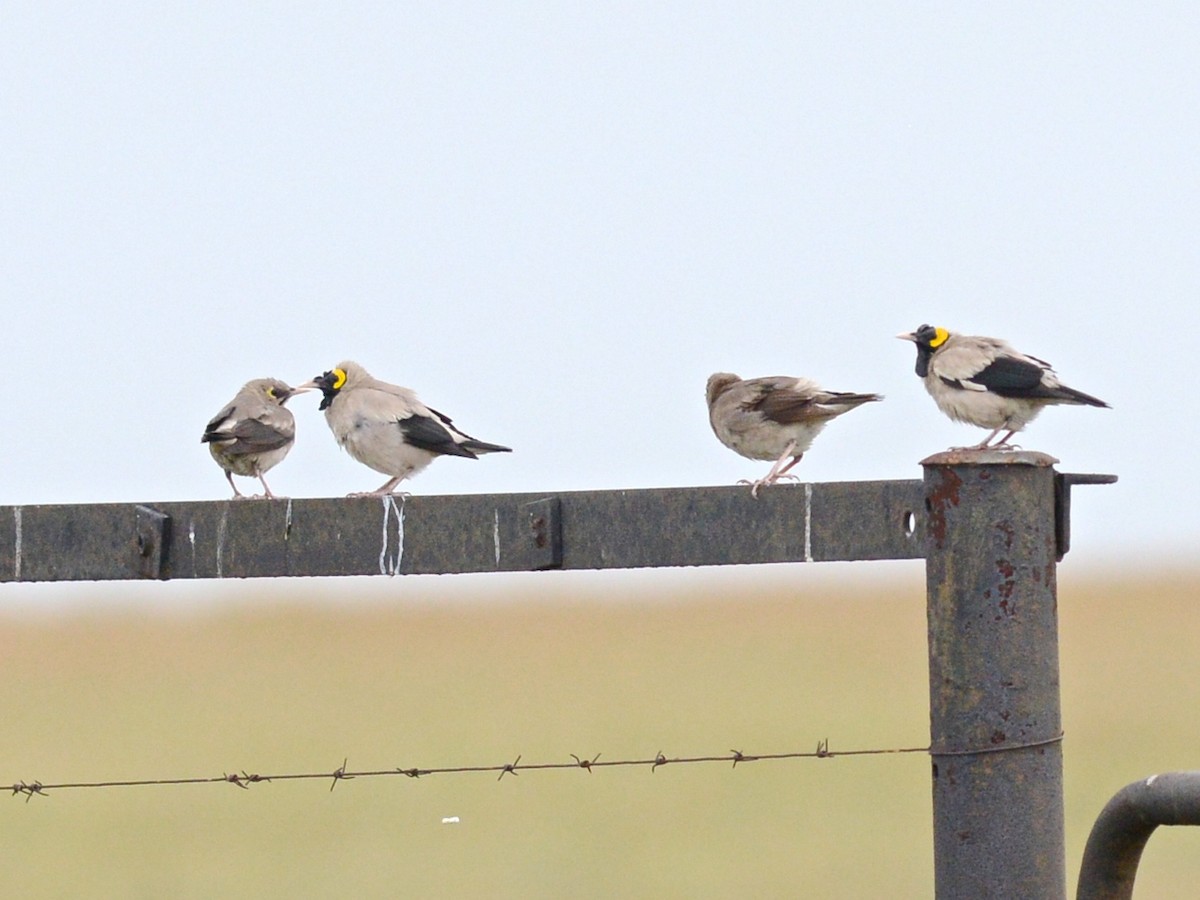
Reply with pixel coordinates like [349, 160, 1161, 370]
[8, 739, 931, 801]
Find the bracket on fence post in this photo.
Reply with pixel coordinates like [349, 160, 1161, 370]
[923, 450, 1066, 900]
[134, 506, 171, 580]
[521, 497, 562, 571]
[1054, 472, 1118, 560]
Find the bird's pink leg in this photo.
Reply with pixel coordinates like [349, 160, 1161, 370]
[225, 470, 248, 500]
[990, 429, 1021, 450]
[773, 454, 804, 479]
[350, 476, 408, 497]
[256, 472, 277, 500]
[738, 441, 800, 498]
[954, 428, 1003, 451]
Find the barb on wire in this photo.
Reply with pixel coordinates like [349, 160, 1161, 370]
[222, 771, 269, 790]
[9, 739, 932, 800]
[730, 749, 754, 768]
[497, 755, 522, 781]
[329, 758, 353, 792]
[571, 753, 601, 773]
[11, 781, 46, 802]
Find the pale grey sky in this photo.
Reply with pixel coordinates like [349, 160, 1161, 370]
[3, 3, 1198, 589]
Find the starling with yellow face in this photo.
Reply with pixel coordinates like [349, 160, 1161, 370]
[897, 324, 1109, 449]
[300, 361, 511, 495]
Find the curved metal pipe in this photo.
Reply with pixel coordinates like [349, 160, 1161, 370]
[1077, 771, 1200, 899]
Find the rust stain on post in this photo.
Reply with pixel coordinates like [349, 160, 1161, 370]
[925, 467, 962, 548]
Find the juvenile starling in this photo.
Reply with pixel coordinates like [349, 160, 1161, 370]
[706, 372, 882, 497]
[201, 378, 307, 499]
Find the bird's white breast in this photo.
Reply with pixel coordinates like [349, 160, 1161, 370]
[326, 400, 436, 479]
[923, 373, 1045, 430]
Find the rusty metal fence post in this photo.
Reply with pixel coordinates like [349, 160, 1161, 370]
[923, 451, 1066, 899]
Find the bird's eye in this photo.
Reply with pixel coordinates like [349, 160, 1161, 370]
[332, 368, 347, 390]
[266, 387, 277, 398]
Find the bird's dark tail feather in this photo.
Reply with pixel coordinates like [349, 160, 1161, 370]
[460, 440, 512, 454]
[1054, 386, 1110, 408]
[830, 391, 884, 406]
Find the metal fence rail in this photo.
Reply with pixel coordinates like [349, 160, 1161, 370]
[0, 480, 924, 582]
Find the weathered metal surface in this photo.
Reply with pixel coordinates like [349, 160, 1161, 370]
[0, 480, 925, 583]
[921, 448, 1060, 467]
[923, 451, 1067, 899]
[1077, 771, 1200, 900]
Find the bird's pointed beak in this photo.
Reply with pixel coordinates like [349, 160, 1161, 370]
[291, 379, 318, 393]
[896, 331, 917, 342]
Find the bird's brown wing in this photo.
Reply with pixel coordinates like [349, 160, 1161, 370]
[744, 378, 833, 425]
[216, 417, 294, 456]
[753, 390, 821, 424]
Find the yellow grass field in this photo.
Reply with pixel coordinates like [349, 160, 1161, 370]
[2, 564, 1198, 898]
